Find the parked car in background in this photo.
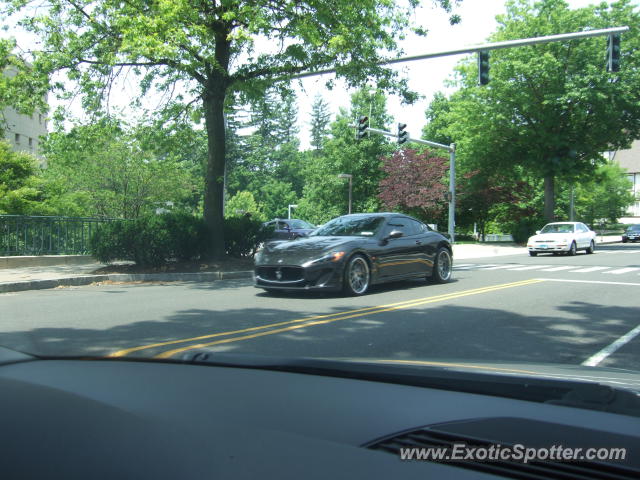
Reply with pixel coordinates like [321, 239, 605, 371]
[255, 213, 453, 296]
[262, 218, 316, 241]
[526, 222, 596, 256]
[622, 224, 640, 243]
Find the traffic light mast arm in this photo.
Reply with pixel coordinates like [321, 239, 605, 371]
[365, 126, 454, 152]
[288, 26, 628, 80]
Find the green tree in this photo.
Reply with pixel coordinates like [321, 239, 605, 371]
[41, 120, 197, 218]
[5, 0, 459, 257]
[0, 140, 50, 214]
[309, 95, 332, 152]
[297, 88, 394, 224]
[439, 0, 640, 222]
[572, 163, 635, 228]
[224, 190, 264, 220]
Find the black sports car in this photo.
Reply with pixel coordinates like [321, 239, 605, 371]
[254, 213, 453, 295]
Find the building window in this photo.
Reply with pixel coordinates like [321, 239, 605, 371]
[28, 137, 33, 149]
[14, 133, 20, 144]
[39, 114, 42, 124]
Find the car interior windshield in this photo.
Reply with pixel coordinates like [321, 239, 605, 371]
[312, 216, 386, 237]
[541, 224, 574, 234]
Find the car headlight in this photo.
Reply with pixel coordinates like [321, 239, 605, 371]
[302, 251, 346, 268]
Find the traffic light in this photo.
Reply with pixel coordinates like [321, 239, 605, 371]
[606, 34, 621, 72]
[478, 51, 490, 85]
[397, 123, 408, 145]
[356, 116, 369, 140]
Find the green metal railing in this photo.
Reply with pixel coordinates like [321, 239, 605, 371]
[0, 215, 119, 256]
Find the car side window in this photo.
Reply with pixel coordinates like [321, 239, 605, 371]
[407, 219, 427, 236]
[385, 217, 414, 237]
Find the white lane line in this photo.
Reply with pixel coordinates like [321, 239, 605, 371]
[470, 264, 501, 269]
[537, 278, 640, 286]
[539, 266, 576, 272]
[604, 267, 640, 275]
[480, 264, 523, 270]
[507, 265, 550, 271]
[453, 264, 477, 269]
[582, 324, 640, 367]
[568, 266, 610, 273]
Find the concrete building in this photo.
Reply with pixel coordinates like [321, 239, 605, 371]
[611, 139, 640, 223]
[1, 66, 48, 164]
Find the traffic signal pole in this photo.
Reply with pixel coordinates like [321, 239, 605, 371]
[363, 126, 457, 242]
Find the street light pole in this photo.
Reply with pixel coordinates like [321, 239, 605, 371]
[288, 204, 298, 219]
[338, 174, 353, 214]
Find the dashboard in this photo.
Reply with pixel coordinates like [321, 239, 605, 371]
[1, 351, 639, 479]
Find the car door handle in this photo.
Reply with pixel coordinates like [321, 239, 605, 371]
[415, 240, 422, 245]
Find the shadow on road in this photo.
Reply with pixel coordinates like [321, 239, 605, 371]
[1, 295, 638, 370]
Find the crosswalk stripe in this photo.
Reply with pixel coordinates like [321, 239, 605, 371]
[507, 265, 551, 271]
[478, 264, 521, 270]
[603, 267, 640, 275]
[568, 266, 610, 273]
[539, 266, 576, 272]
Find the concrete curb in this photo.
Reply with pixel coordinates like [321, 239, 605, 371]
[0, 271, 254, 294]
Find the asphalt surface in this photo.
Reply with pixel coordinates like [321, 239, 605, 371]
[1, 243, 639, 371]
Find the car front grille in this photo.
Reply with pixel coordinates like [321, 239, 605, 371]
[256, 266, 305, 282]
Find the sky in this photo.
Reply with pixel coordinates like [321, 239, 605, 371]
[1, 0, 619, 148]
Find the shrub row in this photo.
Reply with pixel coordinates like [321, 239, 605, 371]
[90, 212, 272, 266]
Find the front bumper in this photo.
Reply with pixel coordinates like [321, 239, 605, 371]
[254, 262, 345, 291]
[527, 243, 570, 252]
[623, 234, 640, 242]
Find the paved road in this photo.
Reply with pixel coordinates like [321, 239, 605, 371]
[1, 243, 639, 371]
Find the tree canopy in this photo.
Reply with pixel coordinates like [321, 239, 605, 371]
[3, 0, 459, 257]
[426, 0, 640, 222]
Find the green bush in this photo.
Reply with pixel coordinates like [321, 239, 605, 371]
[224, 216, 272, 258]
[90, 212, 210, 266]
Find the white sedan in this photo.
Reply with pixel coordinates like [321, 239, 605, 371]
[527, 222, 596, 257]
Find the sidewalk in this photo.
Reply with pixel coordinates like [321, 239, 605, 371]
[0, 236, 623, 293]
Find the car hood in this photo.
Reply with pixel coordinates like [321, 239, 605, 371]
[528, 233, 572, 242]
[257, 236, 360, 264]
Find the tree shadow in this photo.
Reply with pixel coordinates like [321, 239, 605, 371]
[1, 296, 638, 371]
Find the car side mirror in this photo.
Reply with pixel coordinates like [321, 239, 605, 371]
[388, 230, 403, 239]
[535, 230, 541, 235]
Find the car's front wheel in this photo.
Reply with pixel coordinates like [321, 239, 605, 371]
[586, 240, 595, 254]
[529, 251, 538, 257]
[429, 247, 453, 283]
[567, 242, 577, 256]
[343, 255, 370, 296]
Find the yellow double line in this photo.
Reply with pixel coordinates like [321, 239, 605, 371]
[109, 278, 543, 360]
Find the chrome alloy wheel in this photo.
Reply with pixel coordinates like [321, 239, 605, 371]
[436, 249, 452, 281]
[346, 256, 370, 295]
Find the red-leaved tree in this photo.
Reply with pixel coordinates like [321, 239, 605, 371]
[378, 149, 449, 221]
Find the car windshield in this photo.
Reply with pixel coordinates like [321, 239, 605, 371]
[311, 216, 385, 237]
[3, 0, 640, 426]
[540, 224, 575, 234]
[288, 219, 313, 229]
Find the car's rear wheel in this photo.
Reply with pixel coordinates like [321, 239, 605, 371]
[568, 242, 577, 256]
[622, 238, 628, 243]
[429, 247, 453, 283]
[343, 255, 370, 296]
[586, 240, 595, 254]
[529, 251, 538, 257]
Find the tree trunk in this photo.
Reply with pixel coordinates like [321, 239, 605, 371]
[543, 174, 555, 222]
[203, 88, 227, 259]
